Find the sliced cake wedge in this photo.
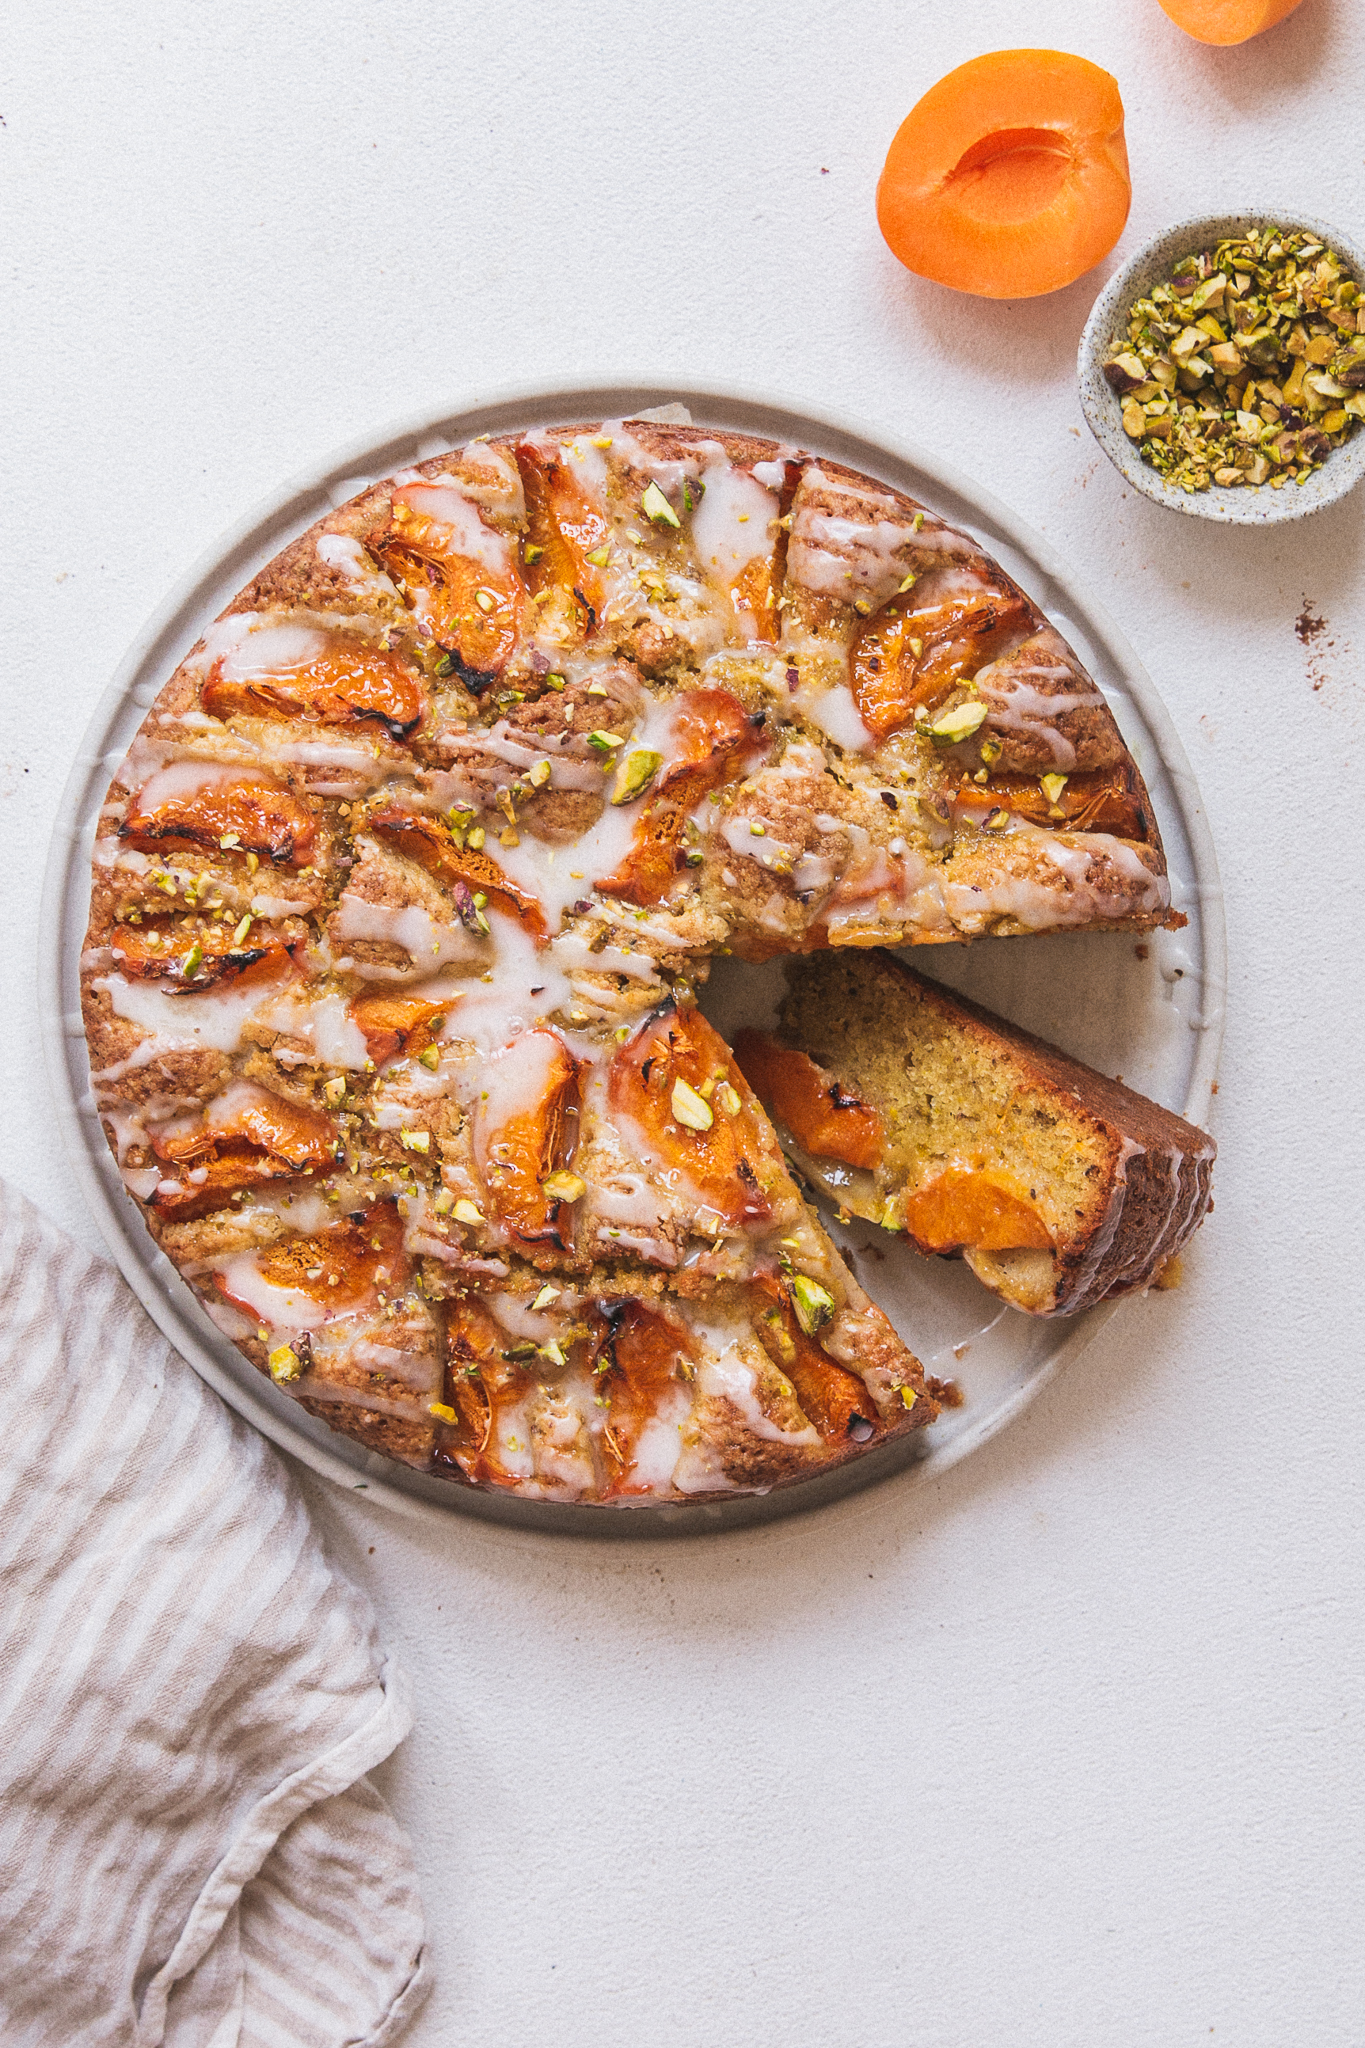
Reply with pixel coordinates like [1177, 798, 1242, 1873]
[734, 951, 1215, 1317]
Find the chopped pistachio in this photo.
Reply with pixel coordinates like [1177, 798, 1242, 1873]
[585, 543, 611, 568]
[538, 1339, 568, 1368]
[467, 825, 486, 850]
[641, 480, 680, 528]
[268, 1342, 302, 1384]
[451, 1198, 484, 1226]
[541, 1170, 586, 1203]
[524, 543, 543, 564]
[587, 729, 624, 754]
[671, 1077, 713, 1130]
[322, 1076, 346, 1107]
[1102, 224, 1361, 492]
[714, 1081, 742, 1118]
[610, 749, 663, 804]
[433, 1188, 454, 1214]
[544, 671, 565, 691]
[232, 913, 252, 945]
[527, 758, 553, 789]
[474, 589, 495, 612]
[428, 1401, 458, 1423]
[418, 1045, 441, 1071]
[399, 1128, 430, 1152]
[531, 1284, 561, 1311]
[180, 940, 204, 978]
[899, 1385, 918, 1411]
[1040, 772, 1069, 806]
[926, 701, 989, 745]
[790, 1274, 835, 1336]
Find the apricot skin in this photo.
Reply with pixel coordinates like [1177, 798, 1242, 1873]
[876, 50, 1131, 300]
[1157, 0, 1306, 43]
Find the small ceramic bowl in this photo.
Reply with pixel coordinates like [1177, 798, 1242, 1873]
[1078, 209, 1365, 525]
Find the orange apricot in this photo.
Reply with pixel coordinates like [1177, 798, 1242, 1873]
[901, 1167, 1052, 1254]
[732, 1031, 885, 1173]
[876, 50, 1131, 299]
[1157, 0, 1306, 44]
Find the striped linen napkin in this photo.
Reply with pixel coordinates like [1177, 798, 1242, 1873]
[0, 1179, 429, 2046]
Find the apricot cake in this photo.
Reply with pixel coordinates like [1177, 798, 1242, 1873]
[735, 952, 1215, 1317]
[81, 415, 1185, 1505]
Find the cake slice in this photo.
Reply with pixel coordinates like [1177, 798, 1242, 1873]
[734, 951, 1215, 1317]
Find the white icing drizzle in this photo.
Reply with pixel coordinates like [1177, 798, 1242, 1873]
[316, 533, 400, 598]
[92, 971, 291, 1055]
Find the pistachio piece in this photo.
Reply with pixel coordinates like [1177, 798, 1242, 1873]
[1040, 772, 1069, 806]
[790, 1274, 835, 1336]
[610, 749, 663, 805]
[926, 701, 989, 745]
[451, 1199, 484, 1226]
[585, 543, 611, 568]
[587, 729, 624, 755]
[527, 759, 552, 788]
[322, 1076, 346, 1107]
[268, 1342, 303, 1385]
[641, 481, 680, 528]
[541, 1170, 585, 1203]
[531, 1284, 561, 1311]
[671, 1077, 713, 1130]
[1103, 351, 1148, 394]
[399, 1128, 430, 1153]
[428, 1401, 458, 1424]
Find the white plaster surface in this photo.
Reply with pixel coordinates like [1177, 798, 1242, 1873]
[3, 1, 1363, 2040]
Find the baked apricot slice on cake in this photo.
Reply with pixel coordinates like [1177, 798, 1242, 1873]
[737, 951, 1215, 1316]
[877, 50, 1131, 298]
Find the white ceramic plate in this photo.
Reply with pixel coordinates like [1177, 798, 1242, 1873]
[40, 382, 1226, 1536]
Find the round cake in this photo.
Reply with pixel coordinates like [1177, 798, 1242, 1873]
[81, 413, 1180, 1505]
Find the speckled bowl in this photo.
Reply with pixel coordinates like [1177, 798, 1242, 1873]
[1078, 209, 1365, 525]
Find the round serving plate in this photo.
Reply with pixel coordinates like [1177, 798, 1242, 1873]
[41, 381, 1226, 1538]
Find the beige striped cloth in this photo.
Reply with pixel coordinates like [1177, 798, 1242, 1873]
[0, 1179, 429, 2046]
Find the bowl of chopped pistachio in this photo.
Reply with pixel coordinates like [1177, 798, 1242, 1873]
[1078, 211, 1365, 522]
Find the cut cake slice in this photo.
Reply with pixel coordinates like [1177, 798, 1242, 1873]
[735, 950, 1215, 1317]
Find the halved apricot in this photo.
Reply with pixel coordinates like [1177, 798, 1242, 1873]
[348, 992, 452, 1067]
[434, 1299, 533, 1482]
[901, 1166, 1053, 1253]
[877, 51, 1131, 299]
[593, 1299, 694, 1496]
[121, 771, 317, 866]
[110, 917, 306, 990]
[365, 804, 547, 938]
[599, 686, 764, 905]
[374, 496, 525, 689]
[608, 1003, 773, 1227]
[850, 576, 1034, 740]
[1157, 0, 1305, 43]
[750, 1275, 875, 1446]
[153, 1083, 338, 1170]
[202, 640, 424, 739]
[475, 1031, 582, 1249]
[951, 765, 1147, 839]
[515, 442, 611, 630]
[150, 1083, 338, 1217]
[240, 1199, 408, 1313]
[732, 1031, 884, 1172]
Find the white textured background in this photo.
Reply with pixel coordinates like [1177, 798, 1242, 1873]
[4, 1, 1363, 2041]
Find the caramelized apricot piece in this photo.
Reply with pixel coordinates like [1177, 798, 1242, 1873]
[901, 1166, 1053, 1253]
[245, 1199, 408, 1311]
[877, 52, 1131, 299]
[201, 640, 424, 739]
[366, 805, 547, 938]
[599, 687, 765, 905]
[474, 1031, 582, 1249]
[434, 1298, 535, 1483]
[952, 765, 1146, 840]
[850, 580, 1034, 740]
[110, 918, 306, 989]
[732, 1031, 885, 1172]
[594, 1300, 694, 1496]
[609, 1004, 773, 1227]
[1158, 0, 1305, 43]
[121, 769, 317, 865]
[154, 1083, 338, 1170]
[515, 442, 610, 629]
[348, 992, 452, 1067]
[150, 1152, 304, 1221]
[751, 1276, 875, 1445]
[374, 492, 525, 688]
